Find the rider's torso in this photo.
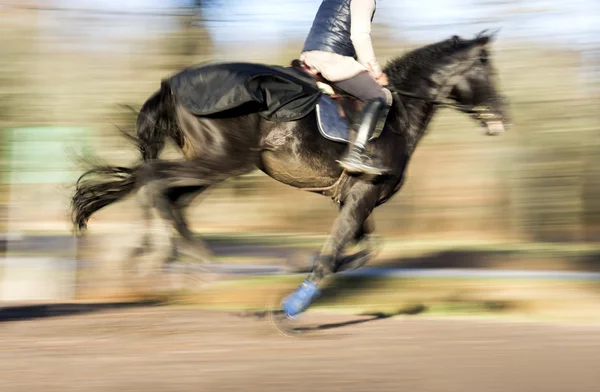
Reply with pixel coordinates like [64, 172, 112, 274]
[302, 0, 376, 59]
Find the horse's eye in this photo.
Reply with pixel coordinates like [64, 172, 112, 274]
[479, 56, 488, 64]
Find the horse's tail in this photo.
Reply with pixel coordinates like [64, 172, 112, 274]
[71, 80, 183, 232]
[71, 164, 141, 232]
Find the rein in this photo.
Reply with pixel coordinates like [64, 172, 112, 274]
[293, 58, 491, 117]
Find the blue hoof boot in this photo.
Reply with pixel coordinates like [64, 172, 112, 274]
[281, 280, 320, 318]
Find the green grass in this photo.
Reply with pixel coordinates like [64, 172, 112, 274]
[13, 230, 600, 255]
[149, 274, 600, 324]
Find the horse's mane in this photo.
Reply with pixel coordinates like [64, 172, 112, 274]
[383, 35, 476, 89]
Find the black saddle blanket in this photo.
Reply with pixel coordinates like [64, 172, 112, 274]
[166, 61, 323, 122]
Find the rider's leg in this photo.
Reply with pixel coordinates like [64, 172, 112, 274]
[333, 71, 393, 177]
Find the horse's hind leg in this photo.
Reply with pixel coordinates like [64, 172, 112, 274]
[160, 184, 213, 264]
[127, 184, 207, 262]
[141, 156, 255, 265]
[281, 182, 381, 318]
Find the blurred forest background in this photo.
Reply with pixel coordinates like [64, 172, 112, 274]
[0, 0, 599, 249]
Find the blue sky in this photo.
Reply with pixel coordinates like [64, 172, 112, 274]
[45, 0, 599, 49]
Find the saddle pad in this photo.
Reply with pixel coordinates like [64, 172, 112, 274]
[315, 94, 352, 144]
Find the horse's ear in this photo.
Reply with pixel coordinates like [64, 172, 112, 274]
[475, 28, 500, 46]
[475, 35, 490, 47]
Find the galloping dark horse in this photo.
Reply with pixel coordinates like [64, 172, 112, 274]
[71, 31, 510, 318]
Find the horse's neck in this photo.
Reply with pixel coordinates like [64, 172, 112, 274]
[388, 59, 460, 153]
[394, 94, 437, 153]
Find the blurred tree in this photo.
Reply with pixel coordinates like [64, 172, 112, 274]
[156, 0, 214, 69]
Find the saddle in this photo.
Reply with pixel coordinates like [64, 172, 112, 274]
[289, 59, 365, 126]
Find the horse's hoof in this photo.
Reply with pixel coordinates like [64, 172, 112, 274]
[281, 280, 320, 318]
[267, 308, 304, 337]
[267, 294, 308, 338]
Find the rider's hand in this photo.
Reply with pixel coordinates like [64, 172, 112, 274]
[375, 73, 388, 86]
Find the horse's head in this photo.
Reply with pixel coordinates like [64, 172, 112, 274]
[386, 30, 511, 136]
[443, 30, 511, 135]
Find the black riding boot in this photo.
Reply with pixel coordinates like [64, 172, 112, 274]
[339, 97, 391, 177]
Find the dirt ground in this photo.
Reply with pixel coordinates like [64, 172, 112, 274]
[1, 305, 600, 392]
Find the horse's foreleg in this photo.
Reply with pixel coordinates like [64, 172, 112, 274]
[334, 216, 381, 273]
[281, 182, 380, 318]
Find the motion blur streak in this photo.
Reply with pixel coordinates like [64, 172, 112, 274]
[0, 1, 599, 391]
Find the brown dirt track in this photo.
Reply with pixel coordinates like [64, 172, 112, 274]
[1, 305, 599, 392]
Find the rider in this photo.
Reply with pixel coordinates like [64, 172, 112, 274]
[300, 0, 392, 177]
[280, 0, 392, 320]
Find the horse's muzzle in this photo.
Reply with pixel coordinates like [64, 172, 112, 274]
[473, 96, 511, 135]
[472, 107, 508, 136]
[484, 120, 505, 135]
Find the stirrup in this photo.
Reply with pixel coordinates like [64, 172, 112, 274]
[337, 151, 389, 177]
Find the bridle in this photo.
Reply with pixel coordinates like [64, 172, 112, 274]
[384, 51, 504, 123]
[387, 86, 498, 121]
